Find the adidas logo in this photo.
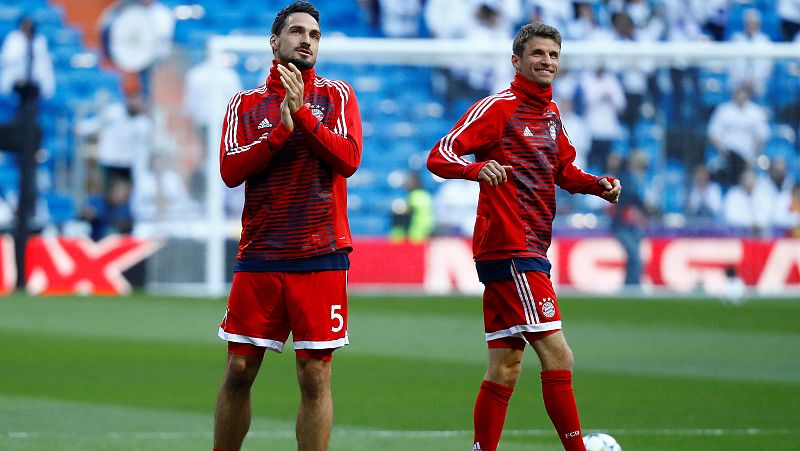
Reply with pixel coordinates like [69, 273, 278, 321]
[257, 117, 273, 129]
[523, 126, 533, 137]
[473, 442, 482, 450]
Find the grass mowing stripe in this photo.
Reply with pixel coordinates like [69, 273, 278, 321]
[1, 293, 799, 450]
[6, 427, 799, 439]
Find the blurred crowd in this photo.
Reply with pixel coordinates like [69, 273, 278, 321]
[382, 0, 800, 245]
[0, 0, 798, 247]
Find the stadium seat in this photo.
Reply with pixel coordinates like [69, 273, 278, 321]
[0, 161, 19, 196]
[43, 192, 75, 224]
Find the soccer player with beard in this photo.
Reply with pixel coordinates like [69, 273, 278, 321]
[212, 2, 361, 450]
[427, 23, 621, 451]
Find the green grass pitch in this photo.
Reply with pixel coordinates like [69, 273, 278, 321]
[1, 292, 798, 450]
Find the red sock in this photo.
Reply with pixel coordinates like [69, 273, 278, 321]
[541, 370, 585, 450]
[473, 380, 514, 451]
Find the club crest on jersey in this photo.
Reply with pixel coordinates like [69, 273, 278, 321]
[309, 104, 326, 121]
[540, 297, 556, 318]
[548, 120, 556, 140]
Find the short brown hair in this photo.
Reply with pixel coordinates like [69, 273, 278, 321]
[513, 23, 562, 56]
[272, 1, 320, 36]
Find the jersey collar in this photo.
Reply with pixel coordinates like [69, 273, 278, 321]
[266, 59, 316, 94]
[510, 72, 552, 110]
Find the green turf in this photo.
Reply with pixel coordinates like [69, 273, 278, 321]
[0, 293, 798, 450]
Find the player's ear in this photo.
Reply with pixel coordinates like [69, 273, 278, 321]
[511, 54, 520, 72]
[269, 34, 277, 51]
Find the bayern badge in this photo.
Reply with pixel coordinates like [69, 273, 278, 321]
[548, 120, 556, 141]
[541, 298, 556, 318]
[310, 104, 326, 121]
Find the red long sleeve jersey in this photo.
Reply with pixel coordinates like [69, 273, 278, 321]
[220, 62, 362, 262]
[427, 73, 612, 261]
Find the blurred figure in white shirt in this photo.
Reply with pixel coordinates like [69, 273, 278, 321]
[685, 164, 722, 222]
[0, 17, 54, 100]
[723, 168, 773, 236]
[580, 67, 626, 172]
[729, 9, 773, 97]
[707, 83, 770, 188]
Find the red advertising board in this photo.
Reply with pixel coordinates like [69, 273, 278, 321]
[1, 235, 798, 296]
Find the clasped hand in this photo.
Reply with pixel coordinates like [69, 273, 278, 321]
[278, 63, 304, 131]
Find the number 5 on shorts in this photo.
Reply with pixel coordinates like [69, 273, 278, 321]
[331, 305, 344, 332]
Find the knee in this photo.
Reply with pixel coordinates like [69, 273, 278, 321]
[487, 357, 522, 387]
[297, 360, 330, 402]
[223, 355, 259, 392]
[542, 345, 574, 371]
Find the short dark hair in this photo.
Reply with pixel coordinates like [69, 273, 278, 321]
[512, 23, 561, 56]
[272, 1, 320, 36]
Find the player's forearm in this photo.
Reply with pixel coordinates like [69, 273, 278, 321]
[219, 123, 292, 187]
[556, 165, 613, 196]
[293, 105, 361, 177]
[426, 150, 485, 181]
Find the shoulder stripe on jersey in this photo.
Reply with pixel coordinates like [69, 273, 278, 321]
[224, 91, 243, 151]
[438, 91, 515, 166]
[438, 94, 499, 166]
[224, 84, 267, 154]
[315, 77, 349, 136]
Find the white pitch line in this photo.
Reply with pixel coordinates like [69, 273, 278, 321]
[2, 428, 798, 440]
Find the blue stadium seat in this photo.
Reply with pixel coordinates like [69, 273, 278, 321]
[0, 161, 19, 195]
[699, 69, 729, 106]
[43, 192, 75, 224]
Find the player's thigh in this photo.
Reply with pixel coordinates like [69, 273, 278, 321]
[221, 271, 291, 348]
[284, 270, 348, 349]
[483, 270, 562, 333]
[530, 330, 574, 370]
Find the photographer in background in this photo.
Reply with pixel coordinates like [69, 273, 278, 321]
[0, 16, 55, 289]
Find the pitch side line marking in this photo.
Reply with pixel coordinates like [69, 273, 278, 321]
[4, 428, 799, 439]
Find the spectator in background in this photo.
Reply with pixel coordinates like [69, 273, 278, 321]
[723, 168, 773, 236]
[566, 2, 613, 41]
[557, 97, 590, 170]
[729, 8, 773, 97]
[390, 172, 434, 242]
[76, 92, 153, 190]
[759, 156, 794, 199]
[580, 66, 626, 172]
[432, 178, 479, 236]
[611, 150, 656, 286]
[377, 0, 423, 37]
[706, 82, 769, 188]
[184, 51, 242, 200]
[611, 10, 655, 147]
[131, 152, 199, 222]
[425, 0, 522, 109]
[184, 52, 242, 142]
[0, 16, 55, 289]
[685, 164, 722, 222]
[772, 183, 800, 235]
[424, 0, 472, 40]
[663, 0, 705, 124]
[0, 16, 55, 100]
[778, 0, 800, 41]
[696, 0, 728, 42]
[79, 177, 133, 241]
[523, 0, 572, 32]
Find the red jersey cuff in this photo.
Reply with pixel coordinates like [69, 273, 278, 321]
[462, 161, 488, 181]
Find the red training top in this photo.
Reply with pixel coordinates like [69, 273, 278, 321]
[427, 73, 614, 262]
[220, 60, 362, 265]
